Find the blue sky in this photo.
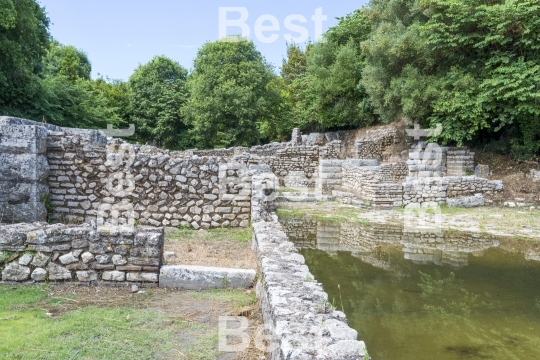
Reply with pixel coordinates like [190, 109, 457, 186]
[37, 1, 368, 80]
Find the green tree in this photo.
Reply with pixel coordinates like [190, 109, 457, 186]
[0, 0, 49, 115]
[128, 56, 190, 149]
[184, 38, 276, 148]
[281, 42, 311, 85]
[258, 76, 293, 142]
[291, 8, 375, 132]
[43, 41, 92, 82]
[421, 0, 540, 158]
[360, 0, 540, 158]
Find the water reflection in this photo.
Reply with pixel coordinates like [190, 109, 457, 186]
[280, 218, 540, 360]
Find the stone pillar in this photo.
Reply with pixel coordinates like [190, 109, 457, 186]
[406, 142, 447, 181]
[290, 128, 302, 146]
[446, 147, 475, 176]
[318, 160, 343, 195]
[0, 117, 50, 223]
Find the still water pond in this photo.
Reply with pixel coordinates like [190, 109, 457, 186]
[280, 218, 540, 360]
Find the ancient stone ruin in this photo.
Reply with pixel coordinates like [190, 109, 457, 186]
[0, 117, 505, 285]
[0, 117, 508, 359]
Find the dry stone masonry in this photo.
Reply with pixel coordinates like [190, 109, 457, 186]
[0, 117, 51, 223]
[0, 222, 162, 284]
[0, 117, 506, 225]
[251, 173, 367, 359]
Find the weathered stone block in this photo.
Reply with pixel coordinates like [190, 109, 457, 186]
[159, 265, 255, 289]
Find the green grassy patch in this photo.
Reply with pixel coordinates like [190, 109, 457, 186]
[191, 288, 256, 309]
[0, 286, 219, 360]
[276, 206, 371, 226]
[167, 227, 252, 243]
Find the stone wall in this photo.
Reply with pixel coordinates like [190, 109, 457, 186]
[379, 162, 408, 183]
[318, 160, 343, 195]
[251, 174, 367, 359]
[319, 140, 342, 160]
[355, 128, 397, 160]
[44, 125, 252, 229]
[0, 223, 162, 284]
[446, 176, 504, 197]
[0, 117, 52, 223]
[340, 159, 406, 205]
[403, 178, 448, 206]
[446, 148, 475, 176]
[268, 146, 319, 182]
[0, 117, 253, 229]
[406, 142, 447, 180]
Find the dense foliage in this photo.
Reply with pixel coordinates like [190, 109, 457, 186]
[129, 56, 189, 149]
[183, 38, 277, 149]
[1, 0, 539, 157]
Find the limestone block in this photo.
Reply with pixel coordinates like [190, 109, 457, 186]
[2, 262, 31, 281]
[159, 265, 256, 289]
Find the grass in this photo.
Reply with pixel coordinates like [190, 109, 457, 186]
[191, 288, 257, 309]
[276, 204, 371, 226]
[167, 226, 252, 243]
[0, 286, 221, 360]
[276, 186, 314, 193]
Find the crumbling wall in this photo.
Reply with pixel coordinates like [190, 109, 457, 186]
[318, 160, 343, 195]
[251, 174, 367, 359]
[0, 117, 52, 223]
[355, 128, 397, 160]
[267, 146, 319, 188]
[319, 140, 342, 160]
[379, 162, 408, 183]
[45, 127, 251, 229]
[446, 148, 475, 176]
[0, 223, 162, 284]
[446, 176, 504, 197]
[406, 142, 447, 180]
[403, 178, 448, 206]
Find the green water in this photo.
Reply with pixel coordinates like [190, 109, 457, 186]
[283, 220, 540, 359]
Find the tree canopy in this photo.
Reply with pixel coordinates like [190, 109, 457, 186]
[184, 38, 276, 149]
[1, 0, 539, 158]
[129, 56, 189, 149]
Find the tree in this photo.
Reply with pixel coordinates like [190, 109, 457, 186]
[360, 0, 540, 158]
[128, 56, 190, 149]
[43, 41, 92, 82]
[281, 42, 311, 85]
[291, 8, 375, 132]
[184, 38, 276, 148]
[0, 0, 50, 115]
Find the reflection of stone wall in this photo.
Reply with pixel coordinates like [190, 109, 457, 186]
[280, 219, 503, 269]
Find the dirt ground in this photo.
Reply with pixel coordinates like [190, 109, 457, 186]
[42, 284, 266, 359]
[163, 228, 257, 270]
[474, 150, 540, 206]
